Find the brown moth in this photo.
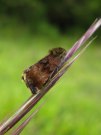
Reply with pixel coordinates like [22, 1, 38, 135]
[22, 47, 66, 94]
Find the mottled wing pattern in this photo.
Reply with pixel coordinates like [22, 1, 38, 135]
[22, 47, 66, 94]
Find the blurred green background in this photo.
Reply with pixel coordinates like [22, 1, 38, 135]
[0, 0, 101, 135]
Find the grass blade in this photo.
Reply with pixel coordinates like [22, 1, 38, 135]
[0, 18, 100, 135]
[12, 36, 96, 135]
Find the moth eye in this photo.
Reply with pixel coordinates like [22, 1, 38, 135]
[22, 73, 26, 81]
[22, 75, 24, 80]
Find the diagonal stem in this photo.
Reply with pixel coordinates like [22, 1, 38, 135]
[0, 18, 100, 135]
[11, 36, 96, 135]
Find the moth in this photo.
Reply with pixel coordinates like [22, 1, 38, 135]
[22, 47, 66, 94]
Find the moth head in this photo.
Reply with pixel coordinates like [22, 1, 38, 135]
[22, 68, 30, 82]
[22, 72, 26, 82]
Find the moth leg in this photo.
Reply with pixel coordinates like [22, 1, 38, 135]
[50, 66, 59, 79]
[28, 84, 38, 94]
[45, 66, 59, 86]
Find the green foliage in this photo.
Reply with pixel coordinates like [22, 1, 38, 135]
[0, 1, 101, 133]
[0, 0, 100, 32]
[0, 34, 101, 135]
